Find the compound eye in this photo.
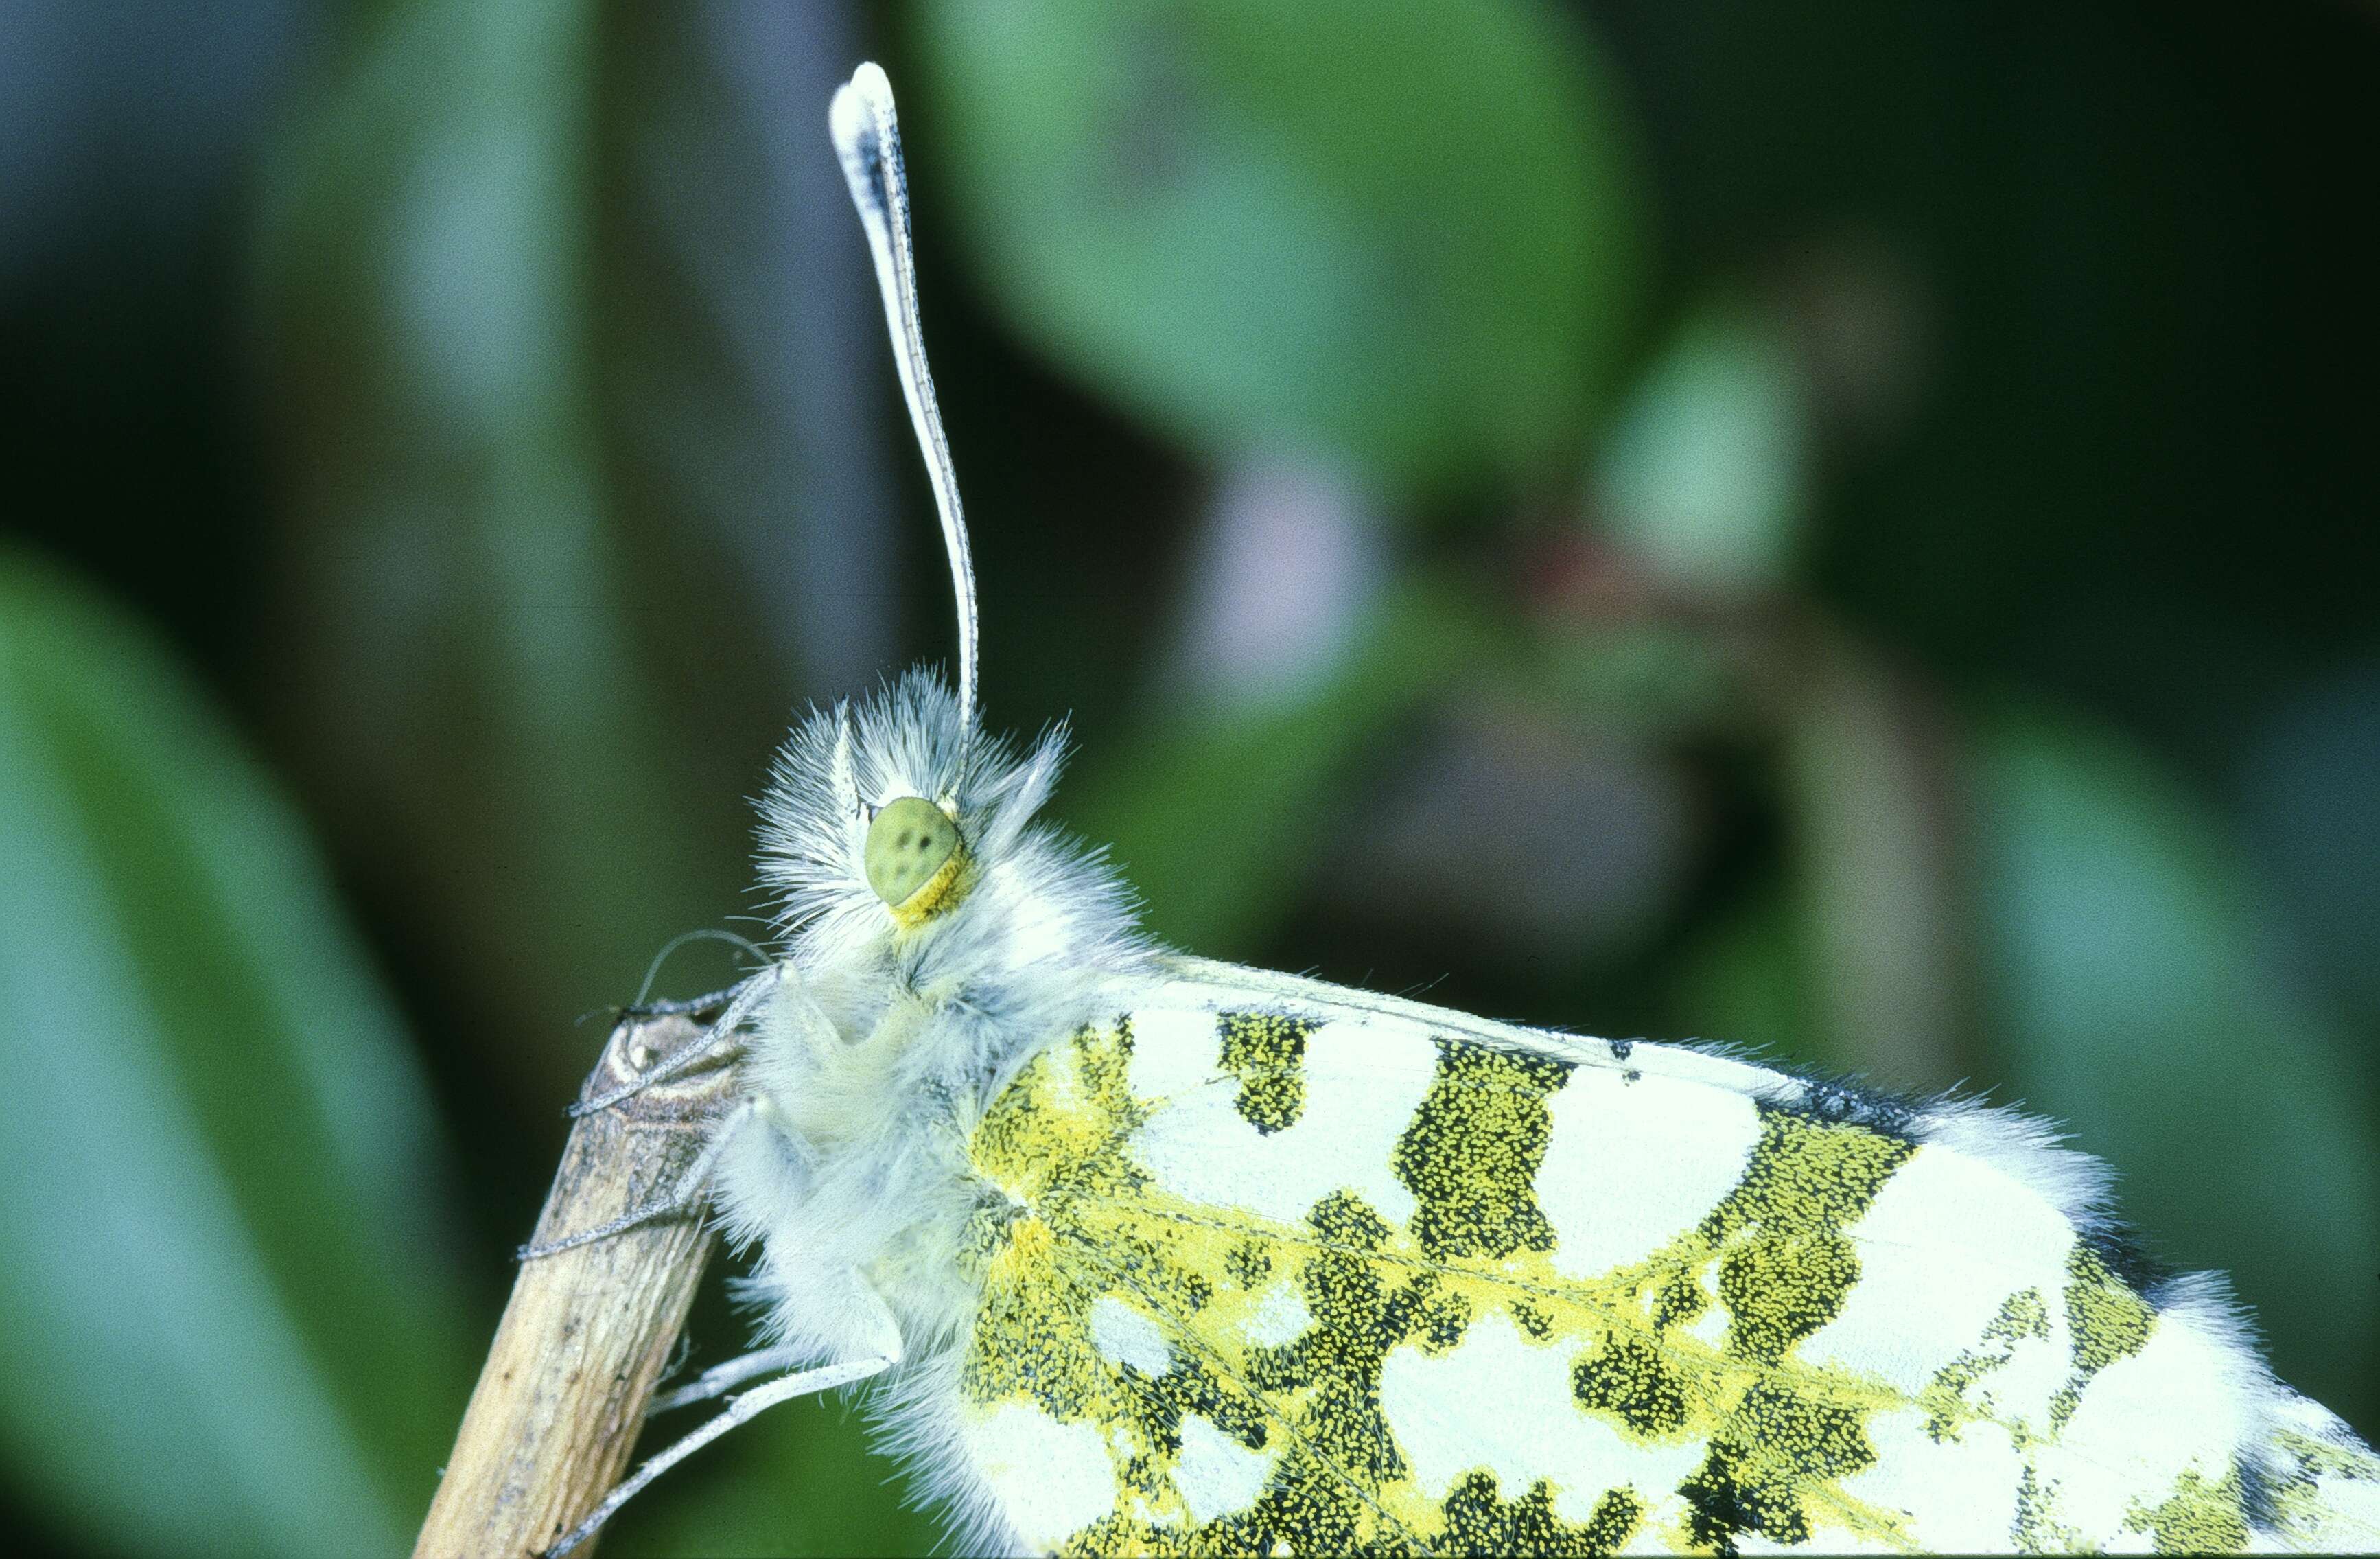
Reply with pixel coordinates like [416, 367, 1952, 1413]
[863, 796, 959, 910]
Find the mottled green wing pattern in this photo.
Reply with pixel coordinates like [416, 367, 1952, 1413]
[947, 965, 2380, 1556]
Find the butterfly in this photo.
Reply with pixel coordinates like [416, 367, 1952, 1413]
[541, 62, 2380, 1557]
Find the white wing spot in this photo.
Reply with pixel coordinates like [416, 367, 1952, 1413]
[1129, 1013, 1434, 1227]
[1379, 1308, 1706, 1525]
[1836, 1404, 2022, 1551]
[1127, 1007, 1222, 1101]
[1176, 1414, 1276, 1525]
[1685, 1293, 1731, 1349]
[1243, 1280, 1314, 1347]
[963, 1400, 1117, 1553]
[1536, 1071, 1762, 1278]
[1802, 1143, 2077, 1392]
[2038, 1310, 2245, 1544]
[1088, 1294, 1173, 1376]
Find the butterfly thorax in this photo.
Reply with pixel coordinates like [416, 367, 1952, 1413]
[711, 673, 1154, 1372]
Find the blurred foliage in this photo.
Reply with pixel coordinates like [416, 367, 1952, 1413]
[0, 551, 470, 1556]
[913, 0, 1642, 494]
[1073, 579, 1506, 954]
[253, 0, 756, 1111]
[3, 1, 2377, 1556]
[1594, 297, 1805, 594]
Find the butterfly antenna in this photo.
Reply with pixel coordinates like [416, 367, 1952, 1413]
[831, 62, 979, 732]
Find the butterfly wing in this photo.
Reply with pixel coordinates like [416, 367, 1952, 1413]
[944, 956, 2379, 1555]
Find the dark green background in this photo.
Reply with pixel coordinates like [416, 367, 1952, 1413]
[2, 2, 2375, 1554]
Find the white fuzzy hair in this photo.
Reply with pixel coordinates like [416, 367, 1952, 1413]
[710, 670, 1152, 1554]
[1906, 1096, 2119, 1235]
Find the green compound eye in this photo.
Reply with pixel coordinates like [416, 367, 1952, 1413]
[864, 796, 961, 911]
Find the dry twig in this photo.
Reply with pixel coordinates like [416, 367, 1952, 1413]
[413, 1011, 735, 1559]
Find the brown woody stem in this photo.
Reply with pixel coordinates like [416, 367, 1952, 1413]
[412, 1013, 735, 1559]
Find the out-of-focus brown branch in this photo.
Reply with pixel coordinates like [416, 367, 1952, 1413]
[1777, 616, 1974, 1093]
[413, 1013, 734, 1559]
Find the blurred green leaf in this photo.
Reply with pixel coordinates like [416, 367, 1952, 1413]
[915, 0, 1644, 494]
[1594, 296, 1808, 594]
[253, 0, 752, 1096]
[1068, 581, 1502, 954]
[0, 550, 473, 1556]
[1972, 704, 2380, 1421]
[607, 1399, 940, 1559]
[2245, 656, 2380, 1028]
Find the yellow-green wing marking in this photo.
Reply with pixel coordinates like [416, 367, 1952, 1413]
[948, 962, 2380, 1556]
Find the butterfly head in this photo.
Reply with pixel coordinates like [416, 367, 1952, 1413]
[758, 673, 1090, 968]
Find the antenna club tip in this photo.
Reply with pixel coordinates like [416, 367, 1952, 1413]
[833, 61, 894, 128]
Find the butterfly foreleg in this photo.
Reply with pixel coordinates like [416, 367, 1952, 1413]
[568, 967, 782, 1120]
[616, 982, 743, 1019]
[616, 927, 774, 1019]
[543, 1354, 896, 1558]
[516, 1096, 757, 1261]
[649, 1343, 809, 1412]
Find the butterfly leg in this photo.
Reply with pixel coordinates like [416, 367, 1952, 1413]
[543, 1354, 894, 1558]
[618, 929, 774, 1018]
[570, 967, 780, 1118]
[516, 1098, 755, 1261]
[618, 984, 743, 1019]
[649, 1343, 808, 1412]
